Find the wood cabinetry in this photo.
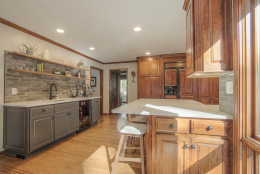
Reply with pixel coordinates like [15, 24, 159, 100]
[179, 69, 197, 100]
[184, 0, 233, 78]
[165, 69, 177, 86]
[138, 57, 161, 99]
[199, 78, 219, 104]
[156, 134, 190, 174]
[147, 116, 232, 174]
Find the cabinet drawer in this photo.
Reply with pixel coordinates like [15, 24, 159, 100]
[165, 95, 177, 99]
[30, 105, 54, 117]
[55, 102, 79, 113]
[92, 98, 100, 106]
[156, 118, 189, 134]
[191, 120, 229, 136]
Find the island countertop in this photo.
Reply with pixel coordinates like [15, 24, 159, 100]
[112, 99, 233, 120]
[2, 96, 101, 107]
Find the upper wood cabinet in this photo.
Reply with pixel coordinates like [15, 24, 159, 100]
[183, 0, 233, 78]
[179, 69, 197, 100]
[138, 58, 160, 77]
[165, 69, 177, 86]
[199, 78, 219, 104]
[138, 76, 160, 99]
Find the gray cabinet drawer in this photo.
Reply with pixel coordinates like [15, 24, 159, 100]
[30, 105, 54, 118]
[92, 98, 100, 106]
[55, 102, 79, 113]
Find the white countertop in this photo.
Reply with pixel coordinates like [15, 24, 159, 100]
[112, 99, 233, 120]
[3, 96, 101, 107]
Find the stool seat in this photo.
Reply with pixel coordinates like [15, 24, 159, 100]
[118, 123, 146, 135]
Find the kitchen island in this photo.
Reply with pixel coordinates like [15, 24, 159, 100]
[112, 99, 233, 174]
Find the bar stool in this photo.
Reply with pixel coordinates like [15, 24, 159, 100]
[111, 117, 146, 174]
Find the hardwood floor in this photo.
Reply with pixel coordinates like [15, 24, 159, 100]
[0, 114, 142, 174]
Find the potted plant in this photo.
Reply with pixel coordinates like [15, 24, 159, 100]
[78, 63, 84, 68]
[53, 68, 62, 75]
[20, 43, 39, 55]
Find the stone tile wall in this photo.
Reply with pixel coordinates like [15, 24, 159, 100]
[219, 72, 234, 116]
[4, 51, 86, 103]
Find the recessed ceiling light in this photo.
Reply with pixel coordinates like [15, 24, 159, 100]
[134, 27, 141, 31]
[90, 47, 95, 50]
[146, 52, 150, 55]
[57, 29, 64, 33]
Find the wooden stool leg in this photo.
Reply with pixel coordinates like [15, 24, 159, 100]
[111, 134, 125, 174]
[140, 135, 145, 174]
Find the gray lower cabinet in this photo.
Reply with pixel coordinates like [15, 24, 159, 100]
[4, 101, 79, 158]
[30, 113, 54, 152]
[91, 99, 100, 123]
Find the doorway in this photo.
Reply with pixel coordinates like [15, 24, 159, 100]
[109, 68, 128, 114]
[90, 66, 103, 115]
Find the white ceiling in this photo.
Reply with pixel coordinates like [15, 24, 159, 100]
[0, 0, 186, 63]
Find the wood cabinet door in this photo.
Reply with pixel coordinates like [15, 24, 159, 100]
[186, 0, 194, 76]
[211, 78, 219, 99]
[165, 69, 177, 86]
[139, 77, 150, 98]
[199, 78, 212, 104]
[150, 77, 160, 98]
[190, 137, 228, 174]
[68, 109, 79, 134]
[156, 134, 190, 174]
[55, 111, 68, 140]
[30, 114, 54, 152]
[179, 69, 195, 99]
[149, 58, 160, 76]
[139, 59, 150, 76]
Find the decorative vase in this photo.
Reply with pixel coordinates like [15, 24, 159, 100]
[42, 49, 49, 59]
[26, 50, 33, 55]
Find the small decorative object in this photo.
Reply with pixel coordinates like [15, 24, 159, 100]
[131, 71, 136, 83]
[20, 43, 39, 55]
[78, 71, 81, 78]
[36, 63, 43, 72]
[65, 71, 72, 77]
[42, 49, 49, 59]
[91, 77, 96, 87]
[53, 68, 62, 75]
[78, 62, 84, 68]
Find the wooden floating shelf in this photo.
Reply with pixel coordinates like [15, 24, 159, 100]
[8, 69, 89, 81]
[8, 52, 89, 71]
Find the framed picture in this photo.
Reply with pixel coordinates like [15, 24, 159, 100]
[91, 77, 96, 87]
[65, 71, 72, 77]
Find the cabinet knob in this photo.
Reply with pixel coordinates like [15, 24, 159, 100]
[170, 124, 174, 129]
[42, 109, 45, 112]
[185, 144, 189, 149]
[208, 126, 213, 130]
[191, 144, 196, 149]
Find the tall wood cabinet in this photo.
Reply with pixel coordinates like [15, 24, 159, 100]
[199, 78, 219, 104]
[179, 69, 197, 100]
[184, 0, 233, 78]
[138, 57, 161, 99]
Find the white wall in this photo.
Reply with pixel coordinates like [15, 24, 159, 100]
[91, 68, 100, 96]
[0, 23, 103, 151]
[103, 63, 138, 113]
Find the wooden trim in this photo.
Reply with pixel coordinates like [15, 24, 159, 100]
[183, 0, 190, 11]
[0, 18, 103, 64]
[90, 66, 103, 71]
[0, 150, 4, 156]
[242, 138, 260, 154]
[9, 69, 88, 80]
[103, 60, 137, 64]
[8, 52, 89, 71]
[109, 68, 128, 115]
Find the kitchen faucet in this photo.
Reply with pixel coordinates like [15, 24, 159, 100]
[50, 84, 57, 100]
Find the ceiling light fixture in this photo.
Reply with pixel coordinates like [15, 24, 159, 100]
[146, 52, 150, 55]
[90, 47, 95, 50]
[57, 29, 64, 33]
[134, 27, 141, 31]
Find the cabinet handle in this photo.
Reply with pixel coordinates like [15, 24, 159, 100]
[185, 144, 189, 149]
[191, 144, 196, 149]
[208, 126, 213, 130]
[170, 124, 174, 129]
[42, 109, 45, 112]
[52, 116, 54, 120]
